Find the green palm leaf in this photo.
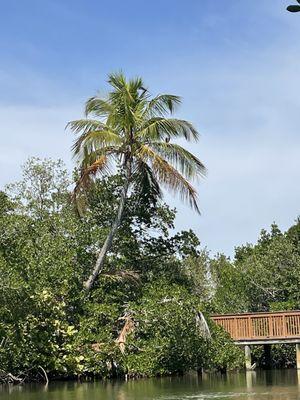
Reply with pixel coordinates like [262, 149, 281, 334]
[133, 160, 162, 200]
[85, 97, 113, 118]
[148, 142, 206, 179]
[137, 117, 199, 141]
[147, 94, 181, 116]
[66, 119, 106, 134]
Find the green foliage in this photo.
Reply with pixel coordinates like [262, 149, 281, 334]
[204, 324, 244, 371]
[208, 254, 248, 313]
[124, 281, 206, 376]
[0, 288, 82, 376]
[207, 222, 300, 314]
[2, 157, 300, 376]
[0, 158, 239, 379]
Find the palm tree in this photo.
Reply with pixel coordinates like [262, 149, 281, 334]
[67, 73, 206, 292]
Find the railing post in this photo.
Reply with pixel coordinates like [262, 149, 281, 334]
[248, 316, 252, 339]
[283, 315, 287, 337]
[268, 315, 273, 338]
[234, 317, 238, 340]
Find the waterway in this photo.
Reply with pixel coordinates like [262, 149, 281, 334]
[1, 370, 300, 399]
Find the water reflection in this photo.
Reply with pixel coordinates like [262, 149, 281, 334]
[1, 370, 300, 399]
[246, 370, 256, 389]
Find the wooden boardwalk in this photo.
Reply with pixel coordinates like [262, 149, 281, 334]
[211, 311, 300, 369]
[212, 311, 300, 343]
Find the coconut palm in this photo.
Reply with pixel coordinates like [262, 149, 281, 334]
[67, 73, 206, 291]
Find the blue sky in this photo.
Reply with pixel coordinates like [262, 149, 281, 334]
[1, 0, 300, 256]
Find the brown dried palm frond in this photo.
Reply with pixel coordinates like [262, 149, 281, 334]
[103, 269, 140, 284]
[116, 315, 135, 354]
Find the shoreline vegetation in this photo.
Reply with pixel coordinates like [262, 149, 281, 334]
[1, 76, 300, 383]
[1, 157, 299, 384]
[0, 158, 243, 384]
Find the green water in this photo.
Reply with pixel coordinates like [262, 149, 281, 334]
[1, 370, 300, 399]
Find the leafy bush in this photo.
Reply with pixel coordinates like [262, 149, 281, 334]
[0, 158, 245, 379]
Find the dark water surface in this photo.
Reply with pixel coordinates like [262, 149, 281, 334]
[1, 370, 300, 399]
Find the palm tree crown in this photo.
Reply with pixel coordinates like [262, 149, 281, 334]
[68, 73, 205, 212]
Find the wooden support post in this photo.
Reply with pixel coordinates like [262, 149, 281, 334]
[296, 344, 300, 369]
[245, 345, 252, 371]
[263, 344, 272, 370]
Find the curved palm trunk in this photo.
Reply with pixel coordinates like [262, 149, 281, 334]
[84, 172, 130, 292]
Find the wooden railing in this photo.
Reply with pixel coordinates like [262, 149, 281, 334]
[212, 311, 300, 341]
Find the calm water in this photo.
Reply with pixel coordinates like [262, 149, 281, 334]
[1, 370, 300, 400]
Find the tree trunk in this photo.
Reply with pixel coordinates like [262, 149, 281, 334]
[84, 169, 130, 292]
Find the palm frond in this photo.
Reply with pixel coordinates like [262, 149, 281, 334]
[107, 74, 137, 129]
[74, 154, 112, 194]
[128, 76, 145, 99]
[72, 130, 122, 158]
[147, 94, 181, 116]
[108, 72, 128, 91]
[137, 117, 199, 141]
[103, 270, 140, 284]
[131, 99, 149, 129]
[85, 97, 113, 118]
[133, 160, 162, 200]
[72, 154, 113, 216]
[67, 118, 122, 158]
[149, 142, 206, 179]
[66, 119, 106, 135]
[137, 145, 200, 213]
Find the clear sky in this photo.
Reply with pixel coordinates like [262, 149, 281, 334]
[1, 0, 300, 257]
